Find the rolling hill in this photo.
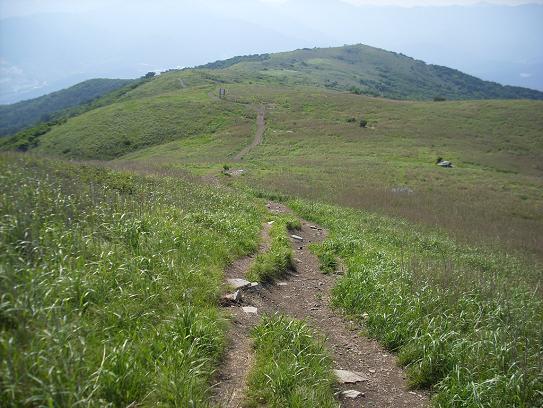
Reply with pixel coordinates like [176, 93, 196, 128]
[0, 78, 133, 136]
[1, 44, 542, 260]
[199, 44, 543, 100]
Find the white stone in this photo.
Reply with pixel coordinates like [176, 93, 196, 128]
[334, 369, 369, 384]
[291, 234, 304, 241]
[341, 390, 363, 399]
[227, 278, 251, 290]
[221, 290, 241, 304]
[242, 306, 258, 315]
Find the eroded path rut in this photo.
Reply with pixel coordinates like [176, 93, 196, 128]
[213, 202, 428, 407]
[233, 106, 265, 161]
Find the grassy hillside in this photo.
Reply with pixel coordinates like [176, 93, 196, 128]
[290, 198, 542, 407]
[2, 153, 540, 407]
[111, 82, 543, 260]
[0, 78, 133, 136]
[4, 63, 541, 257]
[200, 44, 543, 100]
[32, 85, 252, 160]
[0, 153, 264, 406]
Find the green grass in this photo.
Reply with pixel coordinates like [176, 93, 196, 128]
[289, 198, 543, 408]
[246, 314, 338, 408]
[0, 153, 264, 406]
[26, 85, 252, 160]
[246, 214, 298, 283]
[309, 242, 338, 275]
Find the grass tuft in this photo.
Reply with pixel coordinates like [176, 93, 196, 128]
[247, 215, 296, 283]
[246, 314, 338, 408]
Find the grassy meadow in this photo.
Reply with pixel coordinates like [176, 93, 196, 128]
[0, 153, 264, 406]
[33, 84, 254, 160]
[112, 82, 543, 260]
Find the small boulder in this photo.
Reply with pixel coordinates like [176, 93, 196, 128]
[242, 306, 258, 315]
[334, 369, 370, 384]
[220, 290, 241, 305]
[227, 278, 252, 290]
[341, 390, 364, 399]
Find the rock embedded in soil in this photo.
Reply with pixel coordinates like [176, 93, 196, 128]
[248, 282, 260, 289]
[291, 234, 304, 241]
[241, 306, 258, 315]
[341, 390, 364, 399]
[334, 369, 370, 384]
[227, 278, 252, 290]
[220, 290, 241, 305]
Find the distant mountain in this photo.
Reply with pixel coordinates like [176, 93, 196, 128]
[0, 78, 132, 136]
[205, 44, 543, 101]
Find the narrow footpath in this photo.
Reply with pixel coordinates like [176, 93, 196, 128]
[213, 203, 428, 407]
[233, 106, 265, 161]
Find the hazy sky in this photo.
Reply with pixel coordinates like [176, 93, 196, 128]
[1, 0, 542, 103]
[340, 0, 543, 4]
[2, 0, 543, 17]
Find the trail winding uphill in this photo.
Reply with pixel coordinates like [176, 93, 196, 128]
[233, 106, 265, 161]
[213, 202, 429, 408]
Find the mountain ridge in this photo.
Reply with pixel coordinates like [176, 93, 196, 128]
[0, 78, 133, 136]
[196, 44, 543, 100]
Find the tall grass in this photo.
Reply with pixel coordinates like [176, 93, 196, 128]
[246, 314, 338, 408]
[0, 153, 263, 406]
[290, 199, 543, 407]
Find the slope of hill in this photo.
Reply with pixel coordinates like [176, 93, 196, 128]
[0, 78, 133, 136]
[201, 44, 543, 100]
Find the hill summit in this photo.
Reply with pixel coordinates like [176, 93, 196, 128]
[200, 44, 543, 100]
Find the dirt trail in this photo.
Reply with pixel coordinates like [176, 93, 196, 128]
[233, 106, 265, 161]
[211, 224, 271, 407]
[213, 203, 428, 407]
